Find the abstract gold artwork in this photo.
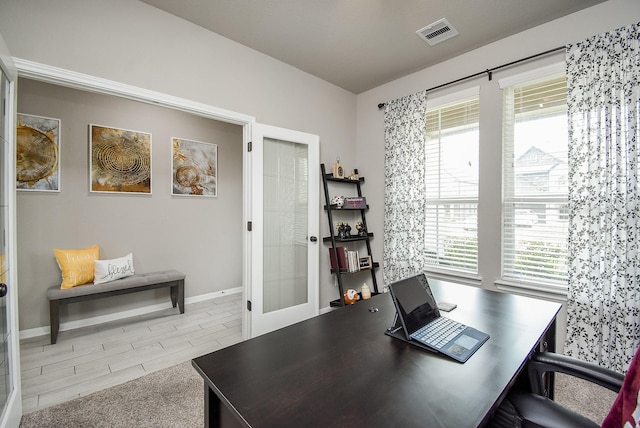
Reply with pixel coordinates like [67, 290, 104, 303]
[171, 138, 217, 197]
[16, 113, 61, 192]
[90, 124, 152, 194]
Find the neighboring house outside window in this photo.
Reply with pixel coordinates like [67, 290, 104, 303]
[424, 87, 480, 277]
[499, 64, 569, 293]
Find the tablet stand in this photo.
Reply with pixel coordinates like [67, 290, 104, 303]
[384, 312, 436, 353]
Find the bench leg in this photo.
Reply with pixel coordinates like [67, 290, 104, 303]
[170, 284, 178, 308]
[170, 280, 185, 314]
[49, 300, 60, 345]
[178, 279, 185, 314]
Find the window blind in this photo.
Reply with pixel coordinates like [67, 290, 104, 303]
[424, 93, 479, 274]
[502, 75, 568, 285]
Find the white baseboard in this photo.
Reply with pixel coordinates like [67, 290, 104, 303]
[19, 287, 243, 341]
[319, 306, 334, 315]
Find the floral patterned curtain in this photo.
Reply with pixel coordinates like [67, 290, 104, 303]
[383, 91, 427, 285]
[565, 22, 640, 372]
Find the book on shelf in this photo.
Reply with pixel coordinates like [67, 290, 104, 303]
[329, 247, 347, 270]
[347, 250, 360, 272]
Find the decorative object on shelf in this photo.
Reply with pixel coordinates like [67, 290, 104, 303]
[336, 222, 352, 239]
[344, 197, 367, 209]
[361, 283, 371, 299]
[171, 137, 218, 197]
[332, 157, 344, 179]
[330, 195, 345, 208]
[16, 113, 61, 192]
[90, 124, 152, 194]
[359, 256, 372, 269]
[348, 170, 359, 180]
[356, 221, 368, 237]
[343, 288, 360, 304]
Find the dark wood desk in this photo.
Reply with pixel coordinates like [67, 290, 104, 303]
[192, 280, 561, 427]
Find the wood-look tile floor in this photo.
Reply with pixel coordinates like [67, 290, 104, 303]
[19, 293, 242, 414]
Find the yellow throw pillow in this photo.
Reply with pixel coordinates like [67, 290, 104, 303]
[54, 244, 100, 289]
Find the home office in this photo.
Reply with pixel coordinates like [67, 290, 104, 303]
[0, 0, 639, 426]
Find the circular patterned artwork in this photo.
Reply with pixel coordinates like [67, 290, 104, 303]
[175, 165, 200, 188]
[16, 124, 59, 188]
[91, 125, 152, 193]
[172, 138, 217, 197]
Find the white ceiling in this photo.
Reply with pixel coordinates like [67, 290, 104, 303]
[140, 0, 606, 94]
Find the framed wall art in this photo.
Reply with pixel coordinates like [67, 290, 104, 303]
[90, 124, 152, 194]
[16, 113, 61, 192]
[171, 137, 218, 197]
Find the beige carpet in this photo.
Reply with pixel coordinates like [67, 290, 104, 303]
[20, 360, 618, 427]
[20, 361, 203, 428]
[555, 372, 618, 424]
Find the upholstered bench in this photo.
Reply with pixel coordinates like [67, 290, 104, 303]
[46, 270, 185, 344]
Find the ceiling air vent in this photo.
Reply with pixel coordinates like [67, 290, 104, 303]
[416, 18, 459, 46]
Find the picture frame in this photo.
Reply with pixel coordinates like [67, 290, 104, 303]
[89, 124, 152, 194]
[359, 256, 372, 269]
[171, 137, 218, 197]
[16, 113, 61, 192]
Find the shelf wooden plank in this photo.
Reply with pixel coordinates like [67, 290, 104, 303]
[322, 233, 374, 243]
[324, 173, 365, 184]
[329, 292, 381, 307]
[324, 204, 369, 211]
[329, 262, 379, 274]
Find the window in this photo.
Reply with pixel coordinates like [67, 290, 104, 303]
[501, 69, 568, 287]
[424, 89, 479, 275]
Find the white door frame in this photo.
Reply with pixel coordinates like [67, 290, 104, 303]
[11, 61, 258, 336]
[0, 39, 22, 427]
[246, 123, 319, 338]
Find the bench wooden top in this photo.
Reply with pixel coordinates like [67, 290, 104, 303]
[47, 270, 185, 300]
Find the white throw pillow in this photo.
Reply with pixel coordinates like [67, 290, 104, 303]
[94, 253, 135, 285]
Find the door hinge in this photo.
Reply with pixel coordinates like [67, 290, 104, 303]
[247, 300, 252, 311]
[247, 221, 252, 231]
[248, 141, 252, 152]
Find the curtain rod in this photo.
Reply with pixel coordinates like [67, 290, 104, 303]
[377, 45, 565, 109]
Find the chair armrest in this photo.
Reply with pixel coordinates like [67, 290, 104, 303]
[528, 352, 624, 395]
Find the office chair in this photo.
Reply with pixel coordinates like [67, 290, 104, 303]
[490, 351, 630, 428]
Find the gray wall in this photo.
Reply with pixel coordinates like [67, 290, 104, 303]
[17, 78, 243, 330]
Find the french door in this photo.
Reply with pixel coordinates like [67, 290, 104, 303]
[246, 123, 319, 338]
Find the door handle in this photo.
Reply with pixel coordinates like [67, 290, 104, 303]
[0, 283, 7, 297]
[310, 236, 318, 242]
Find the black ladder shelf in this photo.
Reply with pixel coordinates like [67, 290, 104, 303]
[321, 163, 379, 307]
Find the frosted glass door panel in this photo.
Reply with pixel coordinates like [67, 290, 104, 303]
[263, 138, 308, 313]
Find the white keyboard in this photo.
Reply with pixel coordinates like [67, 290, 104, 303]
[411, 317, 466, 349]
